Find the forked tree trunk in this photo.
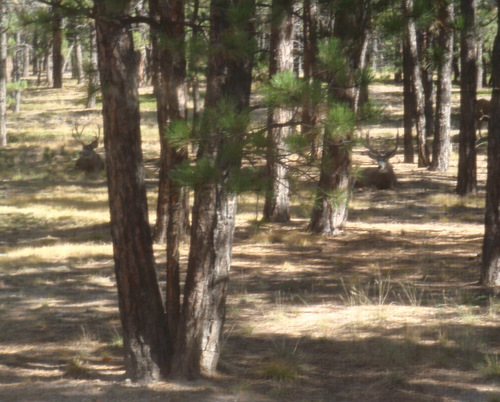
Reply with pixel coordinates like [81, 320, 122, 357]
[404, 0, 429, 167]
[95, 5, 169, 383]
[149, 0, 188, 346]
[481, 0, 500, 286]
[430, 0, 454, 172]
[456, 0, 478, 195]
[264, 0, 294, 222]
[172, 0, 255, 378]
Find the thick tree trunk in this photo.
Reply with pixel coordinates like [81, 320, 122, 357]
[0, 1, 6, 147]
[172, 0, 254, 378]
[404, 0, 429, 167]
[456, 0, 478, 195]
[309, 131, 351, 236]
[264, 0, 294, 223]
[95, 6, 169, 383]
[402, 37, 414, 163]
[481, 0, 500, 286]
[430, 0, 454, 172]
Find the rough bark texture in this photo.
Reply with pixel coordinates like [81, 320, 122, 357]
[309, 132, 351, 236]
[404, 0, 429, 167]
[264, 0, 294, 223]
[149, 0, 188, 347]
[0, 1, 7, 147]
[402, 37, 414, 163]
[95, 5, 169, 383]
[481, 0, 500, 286]
[456, 0, 478, 195]
[172, 0, 254, 378]
[430, 0, 454, 172]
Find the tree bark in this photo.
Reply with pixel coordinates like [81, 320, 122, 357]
[172, 0, 255, 378]
[430, 0, 454, 172]
[149, 0, 188, 347]
[481, 0, 500, 286]
[74, 35, 84, 84]
[0, 0, 6, 147]
[456, 0, 478, 195]
[264, 0, 294, 223]
[402, 37, 414, 163]
[301, 0, 318, 157]
[404, 0, 429, 167]
[95, 4, 169, 383]
[52, 7, 63, 88]
[86, 26, 98, 109]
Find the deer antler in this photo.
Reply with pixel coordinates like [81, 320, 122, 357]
[364, 130, 399, 161]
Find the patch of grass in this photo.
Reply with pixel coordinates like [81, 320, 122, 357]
[480, 354, 500, 379]
[261, 340, 301, 382]
[64, 357, 90, 378]
[109, 328, 123, 349]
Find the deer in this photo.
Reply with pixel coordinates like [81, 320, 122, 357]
[72, 123, 105, 173]
[356, 132, 399, 190]
[476, 98, 490, 138]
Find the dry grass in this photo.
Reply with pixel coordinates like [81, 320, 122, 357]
[0, 78, 499, 401]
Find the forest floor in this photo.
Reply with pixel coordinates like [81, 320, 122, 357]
[0, 79, 499, 401]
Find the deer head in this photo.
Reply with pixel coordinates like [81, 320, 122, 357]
[358, 132, 399, 190]
[72, 124, 104, 173]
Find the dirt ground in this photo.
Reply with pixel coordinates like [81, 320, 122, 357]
[1, 81, 499, 401]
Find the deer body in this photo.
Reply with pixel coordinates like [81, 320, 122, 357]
[357, 134, 398, 190]
[476, 98, 490, 137]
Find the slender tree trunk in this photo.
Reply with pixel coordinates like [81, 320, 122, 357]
[52, 8, 63, 89]
[456, 0, 478, 195]
[74, 36, 84, 84]
[301, 0, 318, 158]
[46, 50, 53, 87]
[264, 0, 294, 222]
[420, 30, 434, 139]
[481, 0, 500, 286]
[0, 1, 6, 147]
[149, 0, 188, 346]
[95, 5, 169, 382]
[430, 0, 454, 172]
[404, 0, 429, 167]
[402, 37, 414, 163]
[172, 0, 255, 378]
[86, 26, 98, 109]
[477, 34, 484, 90]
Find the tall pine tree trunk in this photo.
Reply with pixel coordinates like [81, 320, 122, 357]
[95, 5, 169, 383]
[430, 0, 454, 172]
[404, 0, 429, 167]
[456, 0, 478, 195]
[264, 0, 294, 222]
[402, 37, 414, 163]
[481, 0, 500, 286]
[172, 0, 255, 378]
[52, 8, 63, 89]
[86, 26, 98, 109]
